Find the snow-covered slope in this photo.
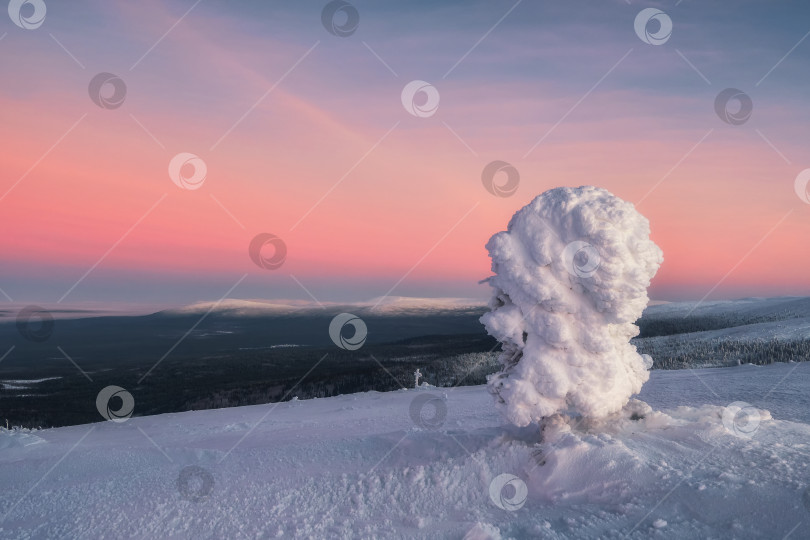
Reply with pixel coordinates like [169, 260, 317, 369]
[639, 296, 810, 341]
[2, 363, 809, 539]
[643, 296, 810, 320]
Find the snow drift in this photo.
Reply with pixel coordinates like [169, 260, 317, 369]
[481, 186, 663, 426]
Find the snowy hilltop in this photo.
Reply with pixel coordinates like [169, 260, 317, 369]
[1, 363, 809, 538]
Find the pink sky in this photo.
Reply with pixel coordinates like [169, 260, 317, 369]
[2, 0, 809, 305]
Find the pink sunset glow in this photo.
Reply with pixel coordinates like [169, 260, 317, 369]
[2, 0, 809, 306]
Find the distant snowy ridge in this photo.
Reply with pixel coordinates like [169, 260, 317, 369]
[634, 296, 810, 369]
[160, 296, 488, 317]
[637, 296, 810, 342]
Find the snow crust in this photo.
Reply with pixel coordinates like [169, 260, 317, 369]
[482, 187, 663, 425]
[2, 363, 809, 539]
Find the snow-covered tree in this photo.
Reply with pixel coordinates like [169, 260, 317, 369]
[480, 186, 663, 426]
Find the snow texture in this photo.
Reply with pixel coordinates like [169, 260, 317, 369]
[2, 362, 809, 539]
[481, 186, 663, 425]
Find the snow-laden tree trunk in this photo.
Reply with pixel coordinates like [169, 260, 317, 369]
[480, 186, 663, 426]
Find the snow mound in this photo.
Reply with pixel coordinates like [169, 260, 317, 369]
[482, 186, 663, 426]
[0, 428, 47, 449]
[529, 399, 769, 504]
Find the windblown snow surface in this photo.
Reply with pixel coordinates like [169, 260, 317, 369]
[2, 362, 809, 539]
